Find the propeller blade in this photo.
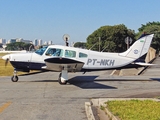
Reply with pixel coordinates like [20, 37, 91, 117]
[5, 58, 9, 67]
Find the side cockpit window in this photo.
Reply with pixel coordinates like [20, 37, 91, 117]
[35, 46, 48, 55]
[65, 50, 76, 58]
[79, 52, 88, 58]
[45, 48, 63, 57]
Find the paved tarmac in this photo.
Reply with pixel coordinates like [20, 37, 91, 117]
[0, 69, 160, 120]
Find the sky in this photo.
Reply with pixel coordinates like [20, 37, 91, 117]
[0, 0, 160, 45]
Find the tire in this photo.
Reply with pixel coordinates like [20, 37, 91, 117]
[11, 76, 19, 82]
[58, 73, 67, 85]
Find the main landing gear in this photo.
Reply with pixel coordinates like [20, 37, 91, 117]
[11, 69, 19, 82]
[58, 70, 68, 85]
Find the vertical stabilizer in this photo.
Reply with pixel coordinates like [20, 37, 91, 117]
[119, 34, 154, 59]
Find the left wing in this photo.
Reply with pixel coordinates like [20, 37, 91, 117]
[42, 57, 84, 72]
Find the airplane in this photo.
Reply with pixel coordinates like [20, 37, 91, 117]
[2, 34, 154, 85]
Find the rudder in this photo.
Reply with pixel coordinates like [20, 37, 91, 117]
[119, 34, 154, 59]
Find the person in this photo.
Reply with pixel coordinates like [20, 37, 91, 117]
[46, 49, 56, 56]
[50, 49, 56, 56]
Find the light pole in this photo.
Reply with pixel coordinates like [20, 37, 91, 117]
[99, 37, 101, 52]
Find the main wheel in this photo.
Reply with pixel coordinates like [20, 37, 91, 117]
[11, 76, 19, 82]
[58, 73, 67, 85]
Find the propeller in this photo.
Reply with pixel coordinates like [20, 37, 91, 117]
[5, 58, 9, 67]
[2, 54, 10, 67]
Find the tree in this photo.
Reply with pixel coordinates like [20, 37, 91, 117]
[86, 24, 135, 52]
[5, 42, 34, 51]
[138, 21, 160, 32]
[73, 42, 86, 49]
[137, 21, 160, 53]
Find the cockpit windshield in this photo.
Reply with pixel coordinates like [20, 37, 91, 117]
[35, 46, 48, 55]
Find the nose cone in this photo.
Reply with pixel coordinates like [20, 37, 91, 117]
[2, 54, 10, 60]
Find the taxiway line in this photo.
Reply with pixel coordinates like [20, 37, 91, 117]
[0, 102, 12, 113]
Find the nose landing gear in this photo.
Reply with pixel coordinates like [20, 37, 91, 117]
[58, 70, 68, 85]
[11, 69, 19, 82]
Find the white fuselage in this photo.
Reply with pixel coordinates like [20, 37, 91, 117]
[6, 45, 135, 71]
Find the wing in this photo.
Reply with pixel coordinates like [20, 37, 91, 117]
[42, 57, 84, 72]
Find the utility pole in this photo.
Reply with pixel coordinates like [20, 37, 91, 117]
[99, 37, 101, 52]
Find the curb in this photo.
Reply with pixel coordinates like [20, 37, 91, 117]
[85, 102, 95, 120]
[88, 98, 160, 120]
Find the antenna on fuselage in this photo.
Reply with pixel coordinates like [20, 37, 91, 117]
[63, 34, 70, 46]
[89, 42, 97, 50]
[101, 44, 109, 52]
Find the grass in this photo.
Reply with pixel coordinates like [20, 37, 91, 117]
[0, 53, 23, 76]
[0, 58, 15, 76]
[0, 53, 9, 56]
[104, 99, 160, 120]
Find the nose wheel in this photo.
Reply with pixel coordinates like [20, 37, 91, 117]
[58, 70, 68, 85]
[11, 75, 19, 82]
[11, 69, 19, 82]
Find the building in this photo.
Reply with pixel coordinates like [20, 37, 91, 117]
[7, 38, 32, 44]
[48, 41, 53, 45]
[38, 39, 42, 46]
[33, 39, 38, 46]
[16, 38, 32, 44]
[0, 39, 6, 44]
[43, 41, 48, 45]
[8, 39, 16, 43]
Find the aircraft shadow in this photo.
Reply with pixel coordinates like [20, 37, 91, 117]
[29, 80, 58, 82]
[150, 78, 160, 82]
[19, 71, 47, 76]
[21, 75, 116, 89]
[68, 76, 117, 89]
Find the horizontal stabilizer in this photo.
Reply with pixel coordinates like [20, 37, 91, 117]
[134, 62, 157, 66]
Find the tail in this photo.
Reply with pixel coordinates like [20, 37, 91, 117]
[119, 34, 154, 59]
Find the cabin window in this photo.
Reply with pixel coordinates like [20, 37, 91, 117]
[45, 48, 63, 57]
[35, 46, 48, 55]
[79, 52, 88, 58]
[65, 50, 76, 58]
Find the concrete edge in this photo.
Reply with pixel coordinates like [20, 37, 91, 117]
[85, 102, 95, 120]
[104, 107, 118, 120]
[90, 98, 160, 120]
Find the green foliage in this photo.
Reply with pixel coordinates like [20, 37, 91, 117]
[86, 24, 135, 52]
[106, 99, 160, 120]
[74, 42, 86, 49]
[137, 21, 160, 52]
[138, 21, 160, 32]
[100, 105, 105, 110]
[5, 42, 34, 51]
